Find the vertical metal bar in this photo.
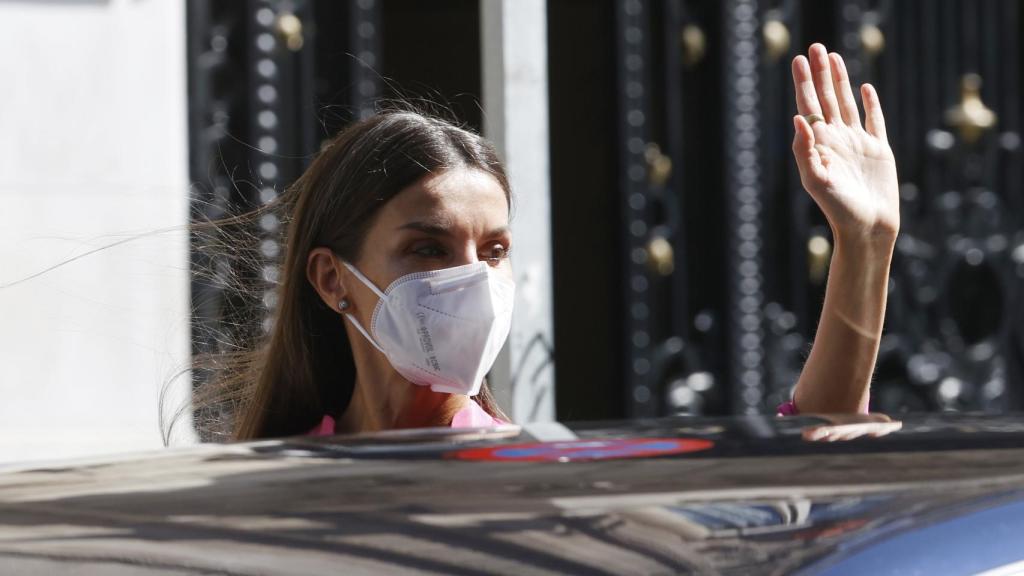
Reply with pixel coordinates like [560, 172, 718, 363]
[243, 0, 315, 335]
[186, 0, 248, 440]
[962, 0, 979, 74]
[294, 1, 319, 164]
[922, 0, 942, 206]
[893, 0, 915, 182]
[1002, 0, 1022, 215]
[1006, 0, 1024, 410]
[840, 0, 864, 60]
[881, 0, 912, 181]
[979, 0, 999, 191]
[186, 1, 214, 198]
[349, 0, 382, 119]
[781, 0, 810, 336]
[247, 0, 286, 334]
[616, 0, 656, 418]
[943, 0, 959, 191]
[186, 0, 213, 366]
[992, 0, 1022, 412]
[723, 0, 766, 414]
[663, 0, 689, 349]
[187, 1, 239, 348]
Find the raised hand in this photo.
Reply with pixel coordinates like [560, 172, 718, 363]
[791, 44, 899, 246]
[787, 44, 900, 415]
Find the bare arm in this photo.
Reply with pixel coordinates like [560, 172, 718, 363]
[789, 44, 900, 414]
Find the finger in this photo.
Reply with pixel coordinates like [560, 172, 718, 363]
[861, 83, 888, 140]
[791, 55, 822, 117]
[866, 421, 903, 437]
[829, 52, 861, 128]
[809, 44, 842, 122]
[804, 425, 861, 442]
[864, 413, 893, 423]
[831, 427, 869, 441]
[802, 426, 831, 441]
[817, 424, 868, 442]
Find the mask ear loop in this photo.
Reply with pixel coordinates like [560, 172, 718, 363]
[341, 261, 387, 300]
[338, 260, 387, 354]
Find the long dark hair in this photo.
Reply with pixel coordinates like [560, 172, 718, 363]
[201, 110, 512, 440]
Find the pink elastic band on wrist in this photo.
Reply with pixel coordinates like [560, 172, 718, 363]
[776, 400, 799, 416]
[776, 394, 871, 417]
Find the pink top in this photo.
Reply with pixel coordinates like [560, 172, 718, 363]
[307, 400, 506, 436]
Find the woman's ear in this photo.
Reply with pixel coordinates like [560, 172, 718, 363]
[307, 247, 349, 313]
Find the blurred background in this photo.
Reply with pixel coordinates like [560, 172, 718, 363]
[1, 0, 1021, 464]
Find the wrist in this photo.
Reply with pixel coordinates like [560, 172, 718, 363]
[832, 226, 898, 259]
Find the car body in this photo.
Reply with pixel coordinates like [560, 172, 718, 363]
[2, 413, 1024, 575]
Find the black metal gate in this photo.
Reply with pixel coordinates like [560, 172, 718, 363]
[186, 0, 1024, 424]
[185, 0, 486, 434]
[186, 0, 382, 437]
[598, 0, 1024, 417]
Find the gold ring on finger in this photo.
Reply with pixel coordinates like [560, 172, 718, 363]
[804, 113, 824, 125]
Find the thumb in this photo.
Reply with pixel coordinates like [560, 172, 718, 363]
[792, 115, 828, 188]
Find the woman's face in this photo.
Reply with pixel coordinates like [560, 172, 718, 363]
[345, 167, 512, 309]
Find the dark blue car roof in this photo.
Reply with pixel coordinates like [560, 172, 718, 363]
[2, 413, 1024, 575]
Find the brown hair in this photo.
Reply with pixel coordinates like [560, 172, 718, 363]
[193, 110, 512, 441]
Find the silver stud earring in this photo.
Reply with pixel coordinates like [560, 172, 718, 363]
[339, 299, 351, 312]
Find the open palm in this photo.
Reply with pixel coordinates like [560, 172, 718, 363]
[792, 44, 899, 243]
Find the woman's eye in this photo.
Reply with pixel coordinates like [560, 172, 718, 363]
[484, 244, 509, 264]
[413, 244, 448, 258]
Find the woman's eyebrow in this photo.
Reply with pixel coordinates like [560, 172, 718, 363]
[397, 222, 510, 238]
[486, 226, 511, 238]
[397, 221, 452, 236]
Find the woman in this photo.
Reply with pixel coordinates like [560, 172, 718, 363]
[226, 44, 898, 440]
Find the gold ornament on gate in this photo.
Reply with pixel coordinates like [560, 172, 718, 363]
[646, 236, 675, 277]
[860, 23, 885, 57]
[808, 234, 832, 284]
[945, 74, 997, 145]
[680, 24, 706, 68]
[645, 143, 673, 188]
[275, 12, 305, 52]
[763, 19, 791, 63]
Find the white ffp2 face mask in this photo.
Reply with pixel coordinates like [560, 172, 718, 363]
[340, 260, 515, 397]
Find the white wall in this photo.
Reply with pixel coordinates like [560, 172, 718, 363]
[481, 0, 557, 423]
[0, 0, 192, 463]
